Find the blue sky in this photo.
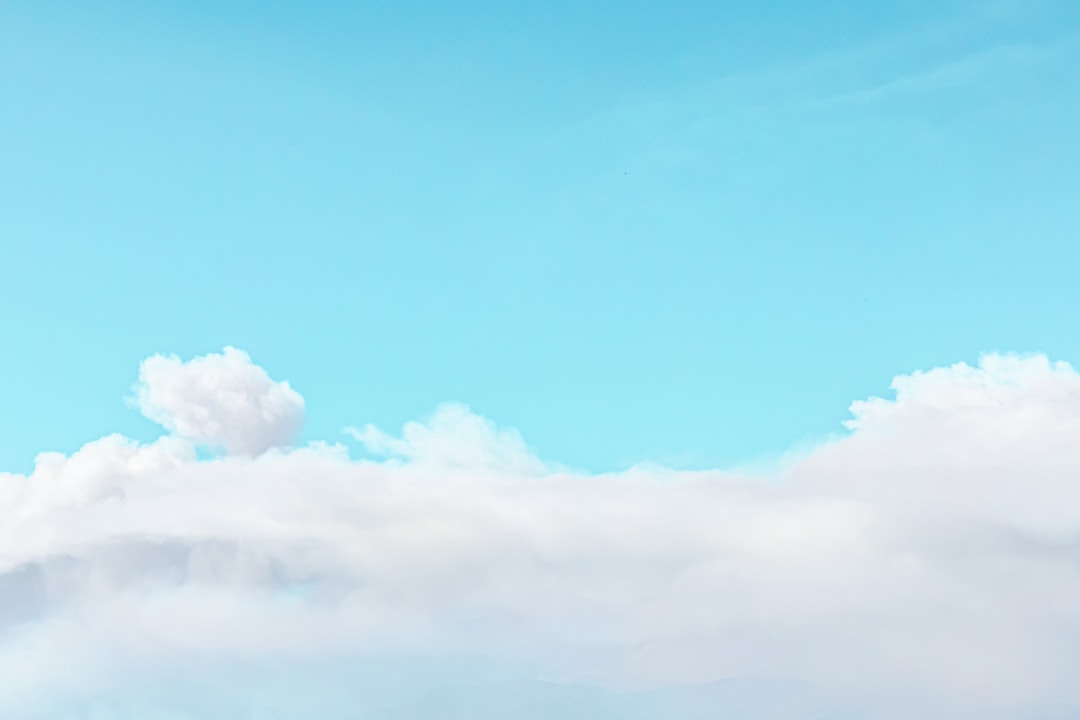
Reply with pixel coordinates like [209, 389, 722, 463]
[5, 4, 1080, 716]
[2, 0, 1079, 475]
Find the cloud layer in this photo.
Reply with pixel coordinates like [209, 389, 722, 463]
[3, 350, 1080, 718]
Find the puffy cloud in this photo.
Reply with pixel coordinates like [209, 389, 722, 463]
[133, 347, 304, 456]
[347, 402, 547, 475]
[3, 351, 1080, 718]
[797, 353, 1080, 534]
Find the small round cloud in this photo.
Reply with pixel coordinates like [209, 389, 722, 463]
[134, 347, 305, 456]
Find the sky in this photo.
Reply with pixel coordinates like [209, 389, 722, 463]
[3, 0, 1080, 473]
[3, 1, 1080, 718]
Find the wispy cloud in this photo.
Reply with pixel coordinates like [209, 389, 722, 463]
[810, 40, 1069, 108]
[550, 9, 1080, 182]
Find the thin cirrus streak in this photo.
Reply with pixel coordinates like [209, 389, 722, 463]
[2, 348, 1080, 719]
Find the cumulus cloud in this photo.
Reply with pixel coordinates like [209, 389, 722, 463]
[347, 402, 547, 475]
[3, 350, 1080, 718]
[133, 347, 304, 456]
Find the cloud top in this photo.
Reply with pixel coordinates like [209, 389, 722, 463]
[134, 347, 304, 456]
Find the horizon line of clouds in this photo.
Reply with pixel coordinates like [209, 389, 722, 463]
[3, 347, 1080, 719]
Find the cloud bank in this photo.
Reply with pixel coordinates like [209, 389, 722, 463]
[3, 349, 1080, 719]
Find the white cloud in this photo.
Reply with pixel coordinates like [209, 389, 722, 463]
[133, 347, 304, 456]
[347, 402, 547, 475]
[798, 353, 1080, 535]
[3, 350, 1080, 718]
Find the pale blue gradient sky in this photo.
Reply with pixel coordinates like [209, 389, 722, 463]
[2, 0, 1079, 474]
